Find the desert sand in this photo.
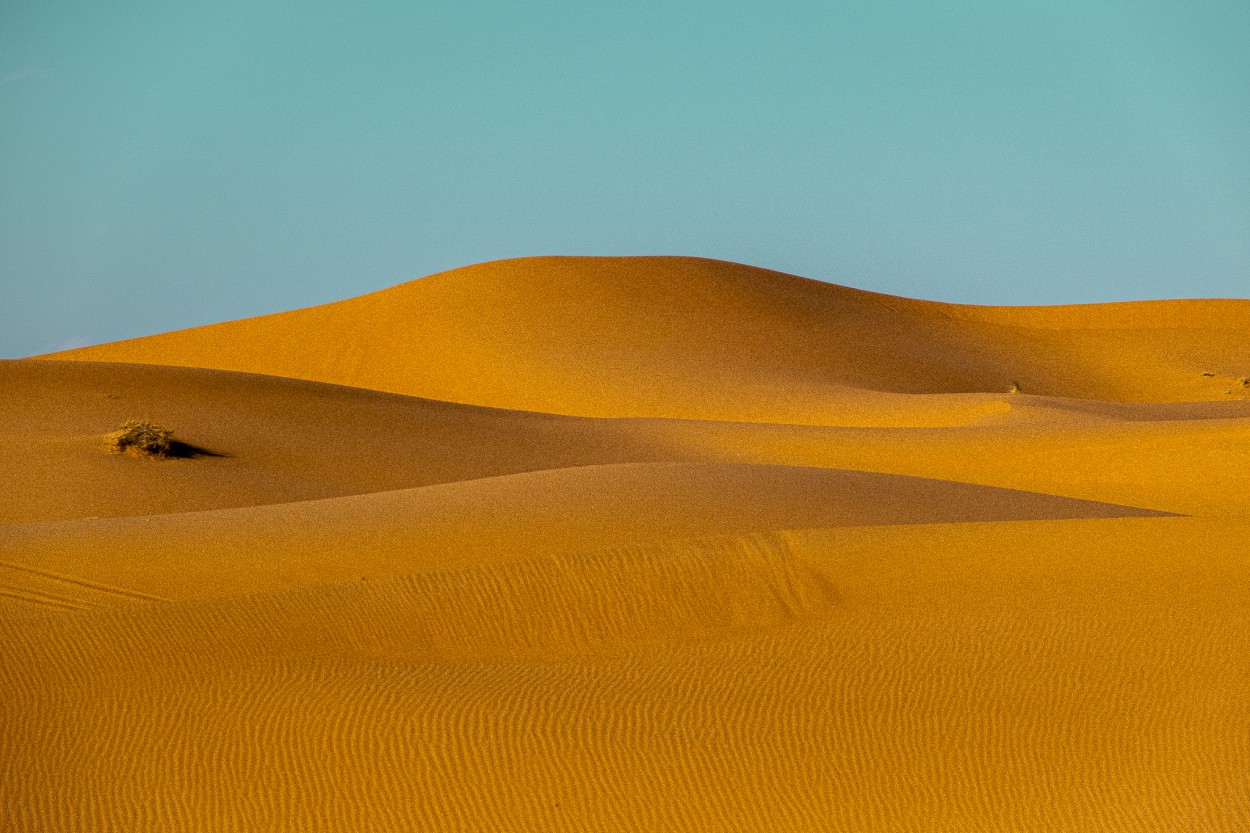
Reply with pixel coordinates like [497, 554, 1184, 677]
[4, 256, 1250, 831]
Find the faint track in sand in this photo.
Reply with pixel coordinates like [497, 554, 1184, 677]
[0, 559, 166, 613]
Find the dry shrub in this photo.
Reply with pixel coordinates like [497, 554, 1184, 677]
[106, 420, 175, 458]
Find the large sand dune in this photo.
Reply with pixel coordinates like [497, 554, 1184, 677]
[42, 256, 1250, 420]
[5, 256, 1250, 831]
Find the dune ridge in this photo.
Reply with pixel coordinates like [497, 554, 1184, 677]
[7, 255, 1250, 831]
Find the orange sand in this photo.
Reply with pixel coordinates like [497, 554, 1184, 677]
[5, 256, 1250, 831]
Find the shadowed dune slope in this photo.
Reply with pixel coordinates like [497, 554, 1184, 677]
[39, 256, 1250, 420]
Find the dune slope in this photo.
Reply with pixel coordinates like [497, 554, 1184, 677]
[0, 461, 1167, 611]
[4, 520, 1249, 831]
[0, 359, 668, 522]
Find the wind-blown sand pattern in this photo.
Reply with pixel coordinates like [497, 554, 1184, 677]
[5, 256, 1250, 831]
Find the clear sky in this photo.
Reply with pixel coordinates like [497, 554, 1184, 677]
[3, 1, 1248, 358]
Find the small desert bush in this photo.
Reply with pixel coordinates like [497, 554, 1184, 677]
[106, 420, 175, 458]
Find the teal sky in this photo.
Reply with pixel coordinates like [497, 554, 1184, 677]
[3, 1, 1248, 357]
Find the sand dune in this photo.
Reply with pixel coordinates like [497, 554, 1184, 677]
[40, 256, 1250, 421]
[6, 256, 1250, 831]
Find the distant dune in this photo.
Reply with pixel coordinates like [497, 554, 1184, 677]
[6, 256, 1250, 831]
[41, 256, 1250, 419]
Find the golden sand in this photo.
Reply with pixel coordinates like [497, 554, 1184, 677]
[5, 256, 1250, 831]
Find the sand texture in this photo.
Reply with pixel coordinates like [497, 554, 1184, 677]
[6, 256, 1250, 831]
